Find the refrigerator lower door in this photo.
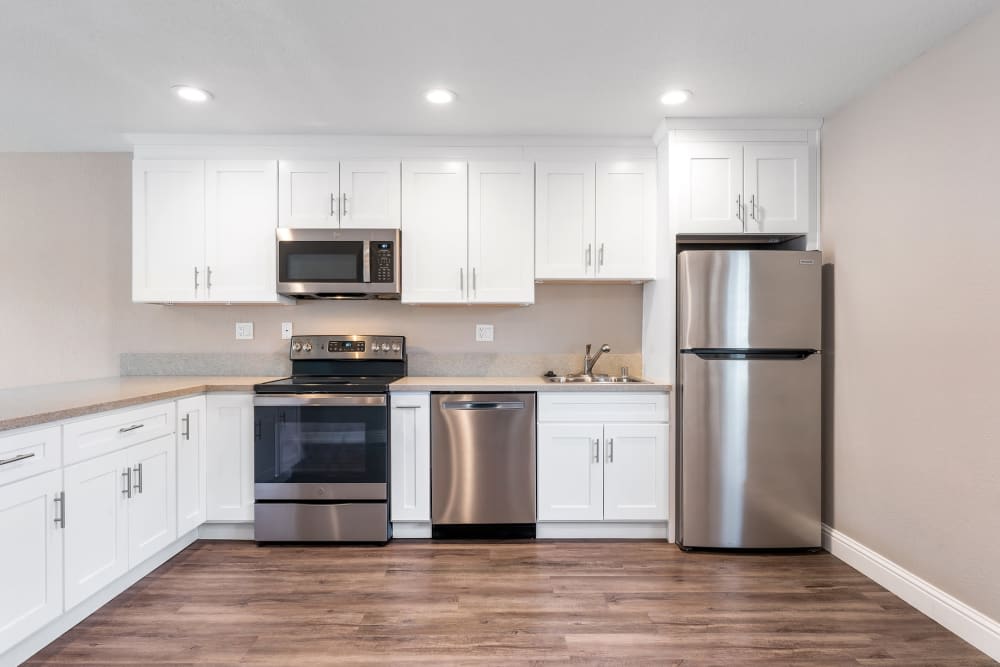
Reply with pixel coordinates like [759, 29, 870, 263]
[678, 352, 821, 548]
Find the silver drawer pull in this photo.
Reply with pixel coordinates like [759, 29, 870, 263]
[119, 424, 144, 434]
[0, 452, 35, 466]
[442, 401, 525, 411]
[54, 491, 65, 528]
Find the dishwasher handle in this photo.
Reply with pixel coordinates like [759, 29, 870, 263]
[441, 401, 525, 411]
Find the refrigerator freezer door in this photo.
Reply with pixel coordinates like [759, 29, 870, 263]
[678, 352, 821, 548]
[678, 250, 821, 351]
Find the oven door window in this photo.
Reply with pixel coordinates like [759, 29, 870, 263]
[278, 241, 364, 283]
[254, 405, 387, 484]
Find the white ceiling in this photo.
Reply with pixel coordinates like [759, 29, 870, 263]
[0, 0, 995, 150]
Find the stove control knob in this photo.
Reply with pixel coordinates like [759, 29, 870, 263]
[391, 343, 401, 352]
[302, 342, 313, 352]
[291, 342, 302, 352]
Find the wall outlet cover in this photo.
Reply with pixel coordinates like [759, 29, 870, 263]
[281, 322, 293, 340]
[235, 322, 254, 340]
[475, 324, 494, 342]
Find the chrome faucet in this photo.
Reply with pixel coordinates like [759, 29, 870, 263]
[582, 343, 611, 377]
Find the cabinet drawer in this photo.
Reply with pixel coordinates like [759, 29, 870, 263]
[538, 392, 668, 423]
[0, 425, 61, 487]
[64, 401, 176, 465]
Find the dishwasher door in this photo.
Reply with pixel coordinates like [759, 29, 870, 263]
[431, 393, 536, 527]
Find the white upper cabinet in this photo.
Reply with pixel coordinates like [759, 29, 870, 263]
[468, 162, 535, 304]
[278, 160, 340, 228]
[595, 161, 656, 280]
[204, 160, 280, 302]
[340, 160, 401, 229]
[671, 141, 811, 235]
[743, 143, 810, 234]
[535, 162, 596, 280]
[132, 160, 206, 302]
[401, 161, 469, 304]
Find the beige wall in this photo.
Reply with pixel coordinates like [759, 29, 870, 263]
[0, 152, 642, 390]
[822, 8, 1000, 621]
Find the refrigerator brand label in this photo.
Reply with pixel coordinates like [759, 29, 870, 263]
[799, 259, 815, 265]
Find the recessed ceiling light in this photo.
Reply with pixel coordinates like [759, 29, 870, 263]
[172, 85, 213, 103]
[425, 88, 456, 104]
[660, 89, 692, 106]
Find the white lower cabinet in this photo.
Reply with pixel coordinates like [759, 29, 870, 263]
[537, 423, 604, 521]
[206, 394, 254, 521]
[176, 395, 208, 535]
[0, 470, 63, 653]
[126, 435, 177, 565]
[389, 393, 431, 522]
[602, 423, 668, 521]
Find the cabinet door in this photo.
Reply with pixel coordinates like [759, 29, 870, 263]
[537, 423, 604, 521]
[340, 160, 401, 229]
[278, 160, 339, 228]
[671, 143, 744, 234]
[389, 393, 430, 522]
[64, 450, 129, 610]
[535, 162, 595, 279]
[401, 161, 468, 303]
[132, 160, 205, 302]
[206, 394, 254, 521]
[0, 470, 62, 653]
[596, 160, 656, 280]
[468, 162, 535, 304]
[127, 435, 177, 566]
[603, 423, 667, 521]
[204, 160, 280, 302]
[176, 395, 207, 535]
[743, 143, 810, 234]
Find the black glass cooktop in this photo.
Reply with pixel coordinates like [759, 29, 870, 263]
[254, 375, 402, 394]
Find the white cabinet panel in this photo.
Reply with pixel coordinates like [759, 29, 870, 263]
[602, 423, 668, 521]
[278, 160, 339, 228]
[0, 470, 62, 653]
[132, 160, 205, 302]
[389, 393, 430, 522]
[671, 143, 744, 234]
[595, 161, 656, 280]
[204, 160, 280, 302]
[206, 394, 254, 521]
[468, 162, 535, 304]
[537, 423, 605, 521]
[64, 450, 129, 610]
[340, 160, 401, 229]
[535, 162, 595, 280]
[176, 395, 207, 535]
[744, 143, 810, 234]
[63, 401, 176, 466]
[537, 392, 669, 424]
[0, 425, 61, 487]
[401, 161, 468, 304]
[127, 435, 177, 565]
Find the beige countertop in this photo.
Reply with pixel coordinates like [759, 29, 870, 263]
[389, 376, 672, 393]
[0, 376, 277, 433]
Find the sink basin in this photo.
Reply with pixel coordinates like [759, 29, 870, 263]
[544, 375, 649, 384]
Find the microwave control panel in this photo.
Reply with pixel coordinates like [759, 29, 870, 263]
[371, 242, 395, 283]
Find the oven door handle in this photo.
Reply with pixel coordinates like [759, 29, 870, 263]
[253, 394, 387, 407]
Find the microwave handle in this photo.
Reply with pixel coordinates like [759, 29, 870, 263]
[363, 241, 371, 283]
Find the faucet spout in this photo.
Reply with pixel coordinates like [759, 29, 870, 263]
[582, 343, 611, 377]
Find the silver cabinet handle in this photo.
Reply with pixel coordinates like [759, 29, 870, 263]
[54, 491, 65, 528]
[592, 438, 600, 463]
[0, 452, 35, 466]
[736, 194, 743, 224]
[342, 192, 349, 217]
[393, 405, 422, 409]
[607, 438, 614, 463]
[598, 243, 605, 267]
[122, 468, 132, 498]
[472, 267, 477, 293]
[330, 193, 338, 218]
[133, 463, 143, 494]
[585, 243, 592, 267]
[749, 194, 757, 221]
[459, 267, 464, 295]
[118, 424, 144, 434]
[207, 266, 213, 290]
[194, 266, 199, 291]
[181, 414, 190, 440]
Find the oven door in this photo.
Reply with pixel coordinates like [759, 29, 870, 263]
[253, 394, 388, 501]
[276, 228, 400, 298]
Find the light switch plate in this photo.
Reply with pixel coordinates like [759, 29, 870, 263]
[475, 324, 494, 342]
[235, 322, 254, 340]
[281, 322, 293, 340]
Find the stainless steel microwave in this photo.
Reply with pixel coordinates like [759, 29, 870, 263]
[276, 228, 401, 299]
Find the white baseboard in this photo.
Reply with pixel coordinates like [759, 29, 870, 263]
[199, 522, 255, 540]
[391, 522, 432, 538]
[4, 529, 199, 667]
[536, 522, 668, 539]
[823, 524, 1000, 661]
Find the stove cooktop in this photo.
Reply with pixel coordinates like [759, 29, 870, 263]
[254, 375, 402, 394]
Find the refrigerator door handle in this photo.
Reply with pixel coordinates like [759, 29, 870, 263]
[684, 349, 818, 361]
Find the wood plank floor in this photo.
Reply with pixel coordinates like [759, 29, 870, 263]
[26, 540, 991, 665]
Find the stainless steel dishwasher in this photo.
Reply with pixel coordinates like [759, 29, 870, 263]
[431, 393, 536, 538]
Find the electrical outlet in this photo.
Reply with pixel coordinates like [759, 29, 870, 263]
[475, 324, 494, 342]
[281, 322, 293, 340]
[235, 322, 254, 340]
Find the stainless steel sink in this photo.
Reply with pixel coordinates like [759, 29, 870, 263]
[544, 375, 649, 384]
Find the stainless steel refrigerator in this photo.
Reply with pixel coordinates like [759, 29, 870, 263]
[677, 249, 821, 549]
